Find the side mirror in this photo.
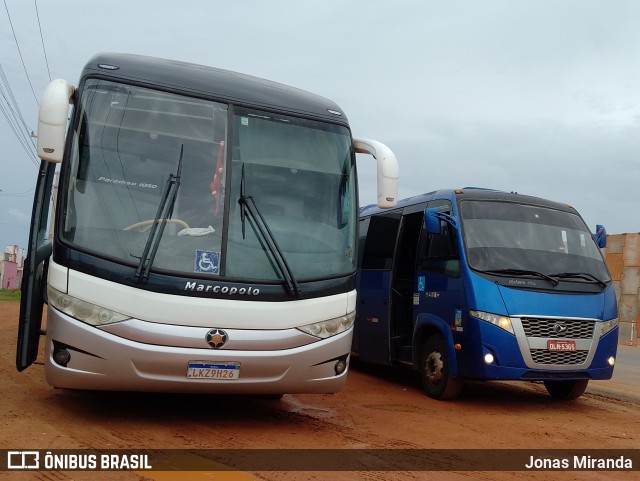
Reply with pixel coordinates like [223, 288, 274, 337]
[424, 207, 457, 234]
[37, 79, 75, 163]
[353, 138, 399, 209]
[424, 208, 442, 234]
[594, 224, 607, 248]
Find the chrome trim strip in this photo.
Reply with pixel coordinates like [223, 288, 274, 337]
[511, 316, 600, 370]
[99, 318, 319, 350]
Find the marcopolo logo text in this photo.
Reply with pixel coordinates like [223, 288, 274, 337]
[184, 282, 260, 296]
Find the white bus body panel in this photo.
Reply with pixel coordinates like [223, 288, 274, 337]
[49, 260, 356, 328]
[44, 309, 351, 393]
[44, 261, 354, 392]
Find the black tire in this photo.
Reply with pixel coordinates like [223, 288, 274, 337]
[420, 335, 463, 400]
[543, 380, 589, 400]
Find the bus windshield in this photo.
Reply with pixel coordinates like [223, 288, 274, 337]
[460, 200, 610, 282]
[63, 79, 356, 282]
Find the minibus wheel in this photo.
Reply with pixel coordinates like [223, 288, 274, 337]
[543, 379, 589, 400]
[420, 335, 463, 400]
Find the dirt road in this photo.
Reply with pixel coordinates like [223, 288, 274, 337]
[1, 301, 638, 481]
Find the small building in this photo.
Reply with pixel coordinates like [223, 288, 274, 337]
[0, 245, 25, 290]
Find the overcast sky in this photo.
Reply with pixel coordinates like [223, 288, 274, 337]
[1, 0, 640, 252]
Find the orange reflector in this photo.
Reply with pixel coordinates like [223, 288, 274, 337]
[454, 343, 462, 351]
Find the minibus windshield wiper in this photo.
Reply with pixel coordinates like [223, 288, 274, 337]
[133, 145, 183, 283]
[549, 272, 607, 288]
[483, 268, 560, 287]
[238, 165, 302, 298]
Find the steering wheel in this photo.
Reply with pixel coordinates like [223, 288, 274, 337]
[124, 218, 190, 232]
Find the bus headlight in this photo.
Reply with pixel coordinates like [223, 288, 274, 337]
[469, 310, 515, 335]
[47, 285, 130, 326]
[297, 311, 355, 339]
[600, 318, 618, 338]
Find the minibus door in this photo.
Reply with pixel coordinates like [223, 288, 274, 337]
[354, 212, 401, 365]
[417, 202, 464, 337]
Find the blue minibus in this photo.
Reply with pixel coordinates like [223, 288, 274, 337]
[353, 188, 618, 400]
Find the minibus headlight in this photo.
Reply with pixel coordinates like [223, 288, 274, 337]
[298, 311, 355, 339]
[469, 310, 515, 335]
[600, 318, 618, 337]
[47, 285, 130, 326]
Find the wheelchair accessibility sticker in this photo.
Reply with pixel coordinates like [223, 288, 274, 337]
[195, 250, 220, 274]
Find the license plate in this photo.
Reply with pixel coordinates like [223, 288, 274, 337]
[187, 361, 240, 380]
[547, 340, 576, 351]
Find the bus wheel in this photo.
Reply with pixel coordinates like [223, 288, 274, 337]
[420, 335, 462, 400]
[543, 380, 589, 400]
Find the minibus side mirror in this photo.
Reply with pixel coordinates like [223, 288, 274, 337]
[424, 208, 443, 234]
[424, 207, 457, 234]
[594, 224, 607, 248]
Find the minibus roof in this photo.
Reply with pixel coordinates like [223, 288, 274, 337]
[360, 188, 576, 217]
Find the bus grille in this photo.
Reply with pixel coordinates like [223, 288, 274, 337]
[530, 349, 589, 365]
[521, 318, 595, 339]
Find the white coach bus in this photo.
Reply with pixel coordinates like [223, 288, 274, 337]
[17, 53, 399, 394]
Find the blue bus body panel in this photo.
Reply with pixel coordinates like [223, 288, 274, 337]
[469, 324, 617, 380]
[458, 273, 618, 381]
[354, 270, 392, 364]
[495, 283, 609, 318]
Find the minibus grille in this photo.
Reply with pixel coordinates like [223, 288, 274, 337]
[530, 349, 589, 365]
[521, 318, 595, 339]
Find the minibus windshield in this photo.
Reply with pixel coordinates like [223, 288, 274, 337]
[460, 201, 610, 284]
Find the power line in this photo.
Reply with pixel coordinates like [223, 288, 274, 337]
[0, 101, 39, 166]
[34, 0, 51, 82]
[3, 0, 40, 107]
[0, 188, 35, 197]
[0, 63, 39, 166]
[0, 63, 33, 139]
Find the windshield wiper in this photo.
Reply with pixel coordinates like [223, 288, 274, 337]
[483, 268, 559, 287]
[549, 272, 607, 288]
[133, 145, 184, 283]
[238, 165, 302, 298]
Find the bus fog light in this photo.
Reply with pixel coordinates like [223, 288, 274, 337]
[484, 353, 495, 364]
[335, 359, 347, 375]
[53, 348, 71, 367]
[608, 356, 615, 367]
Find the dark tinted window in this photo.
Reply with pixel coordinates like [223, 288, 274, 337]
[417, 200, 460, 277]
[361, 211, 401, 270]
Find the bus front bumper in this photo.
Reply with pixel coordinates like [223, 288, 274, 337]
[44, 307, 351, 394]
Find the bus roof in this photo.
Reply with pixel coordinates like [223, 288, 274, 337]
[80, 53, 349, 125]
[360, 187, 576, 217]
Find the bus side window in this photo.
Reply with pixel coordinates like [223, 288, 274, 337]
[361, 212, 401, 270]
[417, 210, 460, 278]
